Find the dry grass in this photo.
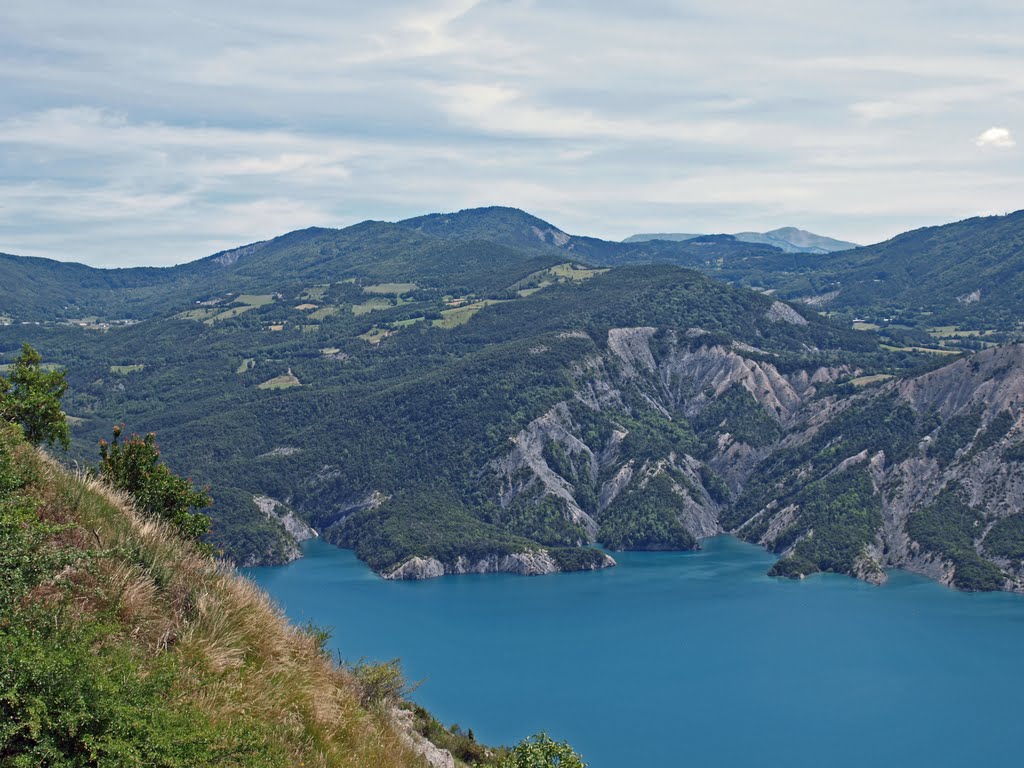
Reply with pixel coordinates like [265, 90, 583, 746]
[26, 450, 428, 768]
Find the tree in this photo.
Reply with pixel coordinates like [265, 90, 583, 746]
[99, 426, 211, 541]
[500, 733, 587, 768]
[0, 344, 69, 449]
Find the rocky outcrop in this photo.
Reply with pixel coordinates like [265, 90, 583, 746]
[392, 708, 456, 768]
[383, 549, 615, 580]
[254, 495, 317, 544]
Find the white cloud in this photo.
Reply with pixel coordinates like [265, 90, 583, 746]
[975, 126, 1016, 148]
[1, 1, 1023, 264]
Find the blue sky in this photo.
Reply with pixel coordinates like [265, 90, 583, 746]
[1, 0, 1021, 266]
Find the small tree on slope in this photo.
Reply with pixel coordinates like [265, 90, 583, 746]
[0, 343, 69, 449]
[99, 425, 211, 542]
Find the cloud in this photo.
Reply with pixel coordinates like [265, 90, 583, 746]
[975, 126, 1016, 148]
[0, 1, 1023, 264]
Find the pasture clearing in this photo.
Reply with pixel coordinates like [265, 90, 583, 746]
[207, 305, 256, 322]
[176, 308, 219, 321]
[235, 294, 275, 307]
[850, 374, 894, 387]
[881, 344, 960, 356]
[352, 298, 395, 315]
[110, 364, 145, 375]
[433, 300, 509, 329]
[300, 284, 329, 301]
[310, 306, 340, 320]
[258, 371, 302, 390]
[362, 283, 417, 295]
[852, 322, 880, 331]
[390, 317, 425, 328]
[295, 303, 319, 311]
[237, 358, 256, 373]
[358, 327, 393, 345]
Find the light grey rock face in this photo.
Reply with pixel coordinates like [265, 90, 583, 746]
[383, 550, 615, 581]
[492, 328, 846, 552]
[384, 556, 447, 580]
[253, 495, 317, 543]
[392, 707, 456, 768]
[739, 344, 1024, 591]
[765, 301, 809, 326]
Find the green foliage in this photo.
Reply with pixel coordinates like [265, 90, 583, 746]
[499, 733, 587, 768]
[547, 547, 609, 571]
[692, 384, 783, 449]
[599, 474, 698, 551]
[928, 408, 982, 467]
[907, 485, 1005, 591]
[407, 705, 494, 765]
[983, 514, 1024, 561]
[98, 426, 211, 542]
[767, 468, 882, 578]
[0, 344, 69, 449]
[346, 658, 417, 709]
[0, 425, 286, 767]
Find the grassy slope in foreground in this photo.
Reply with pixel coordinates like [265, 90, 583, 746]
[0, 421, 447, 767]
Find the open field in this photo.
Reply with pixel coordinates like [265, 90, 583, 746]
[258, 372, 301, 390]
[309, 306, 340, 320]
[852, 322, 880, 331]
[352, 298, 394, 315]
[300, 284, 329, 301]
[850, 374, 894, 387]
[235, 294, 275, 306]
[358, 326, 393, 344]
[363, 282, 417, 295]
[110, 364, 145, 374]
[433, 299, 509, 329]
[237, 357, 256, 373]
[549, 263, 609, 281]
[881, 344, 960, 356]
[208, 305, 257, 322]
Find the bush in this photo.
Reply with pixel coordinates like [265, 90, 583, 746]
[499, 733, 587, 768]
[0, 344, 69, 449]
[98, 426, 211, 542]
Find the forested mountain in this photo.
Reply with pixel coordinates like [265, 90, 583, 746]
[624, 227, 858, 254]
[2, 206, 1024, 591]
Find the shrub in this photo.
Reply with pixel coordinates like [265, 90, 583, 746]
[98, 426, 211, 542]
[0, 344, 69, 449]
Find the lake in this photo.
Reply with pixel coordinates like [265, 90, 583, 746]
[245, 536, 1024, 767]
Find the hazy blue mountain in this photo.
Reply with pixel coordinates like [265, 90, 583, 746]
[624, 227, 858, 253]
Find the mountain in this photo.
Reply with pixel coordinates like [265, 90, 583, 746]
[0, 420, 494, 767]
[3, 205, 1024, 593]
[398, 205, 792, 267]
[624, 227, 859, 254]
[775, 210, 1024, 331]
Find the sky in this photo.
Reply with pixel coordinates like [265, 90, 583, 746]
[1, 0, 1022, 267]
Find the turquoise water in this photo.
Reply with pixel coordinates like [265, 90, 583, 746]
[245, 536, 1024, 767]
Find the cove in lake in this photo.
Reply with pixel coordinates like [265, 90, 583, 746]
[246, 536, 1024, 768]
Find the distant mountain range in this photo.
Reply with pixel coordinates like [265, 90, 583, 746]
[624, 227, 859, 254]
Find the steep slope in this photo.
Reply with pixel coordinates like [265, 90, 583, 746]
[781, 210, 1024, 330]
[3, 247, 894, 577]
[726, 344, 1024, 590]
[0, 422, 438, 767]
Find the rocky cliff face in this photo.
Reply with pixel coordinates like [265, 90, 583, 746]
[728, 344, 1024, 591]
[492, 327, 851, 554]
[493, 332, 1024, 592]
